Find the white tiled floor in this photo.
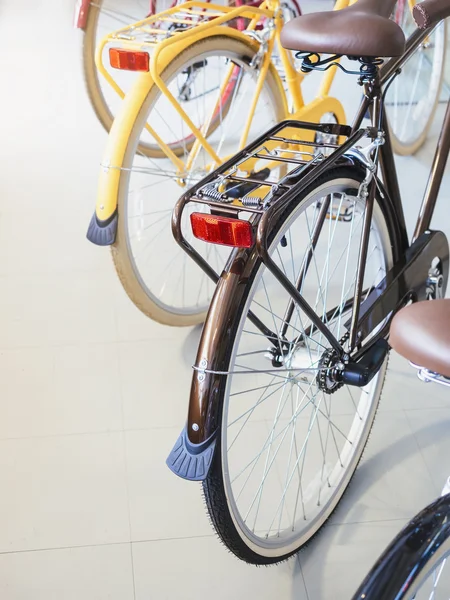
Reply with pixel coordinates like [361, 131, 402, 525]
[3, 0, 450, 598]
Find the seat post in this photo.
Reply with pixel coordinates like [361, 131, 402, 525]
[366, 75, 382, 134]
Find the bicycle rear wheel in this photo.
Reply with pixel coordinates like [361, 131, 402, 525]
[111, 35, 286, 325]
[82, 0, 300, 152]
[200, 166, 400, 563]
[387, 1, 446, 156]
[353, 493, 450, 599]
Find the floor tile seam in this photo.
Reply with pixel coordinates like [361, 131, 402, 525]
[0, 429, 127, 442]
[117, 354, 136, 600]
[0, 533, 216, 557]
[0, 540, 132, 556]
[296, 554, 310, 600]
[0, 336, 180, 352]
[0, 425, 197, 442]
[402, 408, 444, 497]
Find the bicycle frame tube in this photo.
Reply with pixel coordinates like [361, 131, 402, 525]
[413, 98, 450, 240]
[347, 23, 450, 252]
[380, 24, 450, 244]
[240, 0, 352, 122]
[380, 26, 434, 85]
[349, 27, 438, 132]
[338, 22, 450, 349]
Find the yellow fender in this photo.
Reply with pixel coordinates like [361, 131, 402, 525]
[94, 27, 288, 224]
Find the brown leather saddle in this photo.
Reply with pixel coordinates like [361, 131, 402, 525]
[280, 0, 406, 58]
[391, 299, 450, 377]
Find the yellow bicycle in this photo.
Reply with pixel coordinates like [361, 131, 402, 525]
[87, 0, 445, 326]
[77, 0, 301, 135]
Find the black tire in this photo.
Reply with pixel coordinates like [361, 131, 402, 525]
[352, 493, 450, 599]
[201, 166, 402, 564]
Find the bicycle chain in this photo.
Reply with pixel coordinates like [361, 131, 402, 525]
[317, 332, 350, 395]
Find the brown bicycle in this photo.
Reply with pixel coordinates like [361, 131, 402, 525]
[166, 0, 450, 565]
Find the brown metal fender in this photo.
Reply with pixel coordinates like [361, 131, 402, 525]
[187, 245, 260, 446]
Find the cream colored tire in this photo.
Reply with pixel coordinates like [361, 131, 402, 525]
[111, 35, 286, 326]
[389, 12, 447, 156]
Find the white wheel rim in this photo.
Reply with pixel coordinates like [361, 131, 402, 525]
[220, 178, 393, 558]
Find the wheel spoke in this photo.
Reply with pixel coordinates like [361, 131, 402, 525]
[213, 178, 391, 560]
[110, 40, 280, 318]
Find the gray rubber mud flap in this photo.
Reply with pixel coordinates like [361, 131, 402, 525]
[166, 427, 217, 481]
[86, 211, 118, 246]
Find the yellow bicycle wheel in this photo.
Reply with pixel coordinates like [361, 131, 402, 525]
[82, 0, 301, 158]
[109, 35, 287, 325]
[388, 0, 447, 155]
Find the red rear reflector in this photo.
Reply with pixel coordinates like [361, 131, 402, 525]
[109, 48, 149, 71]
[190, 213, 253, 248]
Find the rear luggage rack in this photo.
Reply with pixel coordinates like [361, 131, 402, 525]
[95, 1, 271, 95]
[98, 1, 267, 49]
[172, 118, 377, 281]
[177, 119, 353, 215]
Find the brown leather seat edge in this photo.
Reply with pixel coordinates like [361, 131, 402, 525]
[413, 0, 450, 30]
[390, 299, 450, 378]
[280, 0, 406, 58]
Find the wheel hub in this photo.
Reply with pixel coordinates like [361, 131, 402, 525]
[285, 345, 322, 384]
[274, 344, 345, 393]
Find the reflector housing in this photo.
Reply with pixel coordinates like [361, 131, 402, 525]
[190, 212, 253, 248]
[109, 48, 150, 71]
